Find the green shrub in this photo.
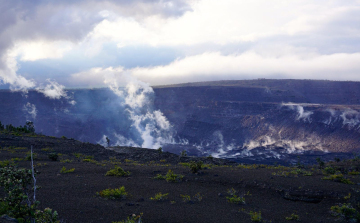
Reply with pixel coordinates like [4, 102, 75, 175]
[97, 186, 127, 200]
[330, 203, 360, 221]
[34, 208, 59, 223]
[0, 160, 14, 167]
[25, 152, 37, 161]
[285, 213, 300, 221]
[316, 158, 325, 169]
[60, 166, 75, 173]
[189, 161, 203, 173]
[0, 166, 59, 222]
[322, 173, 354, 184]
[180, 150, 187, 157]
[150, 192, 168, 201]
[48, 153, 58, 161]
[153, 174, 165, 180]
[226, 195, 246, 204]
[105, 166, 130, 177]
[60, 159, 73, 163]
[250, 211, 262, 222]
[112, 213, 143, 223]
[165, 170, 183, 182]
[324, 167, 336, 175]
[180, 194, 191, 202]
[157, 147, 163, 153]
[73, 153, 84, 158]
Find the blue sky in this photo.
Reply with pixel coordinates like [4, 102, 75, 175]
[1, 0, 360, 92]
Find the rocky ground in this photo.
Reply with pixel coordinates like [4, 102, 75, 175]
[1, 132, 360, 223]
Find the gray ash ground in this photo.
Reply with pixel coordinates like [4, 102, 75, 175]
[1, 132, 360, 223]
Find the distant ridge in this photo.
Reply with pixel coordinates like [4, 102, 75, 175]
[153, 79, 360, 88]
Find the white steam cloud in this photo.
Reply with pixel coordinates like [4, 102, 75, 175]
[79, 67, 175, 149]
[22, 102, 37, 120]
[243, 135, 325, 153]
[36, 79, 67, 99]
[282, 103, 314, 122]
[340, 109, 360, 128]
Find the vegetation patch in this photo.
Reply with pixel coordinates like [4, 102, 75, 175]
[0, 166, 59, 222]
[165, 169, 184, 182]
[0, 160, 14, 167]
[150, 192, 169, 201]
[322, 173, 354, 184]
[105, 166, 130, 177]
[48, 153, 59, 161]
[249, 211, 262, 222]
[180, 194, 191, 202]
[285, 213, 300, 221]
[60, 166, 75, 173]
[112, 213, 143, 223]
[330, 203, 360, 221]
[189, 161, 203, 173]
[97, 186, 128, 200]
[60, 159, 73, 163]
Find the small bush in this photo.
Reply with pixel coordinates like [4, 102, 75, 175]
[153, 174, 165, 180]
[180, 194, 191, 202]
[97, 186, 127, 200]
[189, 161, 203, 173]
[324, 167, 336, 175]
[0, 160, 14, 167]
[285, 213, 300, 221]
[113, 213, 143, 223]
[330, 203, 360, 221]
[48, 153, 58, 161]
[25, 152, 37, 161]
[60, 166, 75, 173]
[105, 166, 130, 177]
[60, 159, 73, 163]
[165, 170, 183, 183]
[322, 173, 354, 184]
[226, 195, 246, 204]
[250, 211, 262, 222]
[73, 153, 84, 158]
[35, 208, 60, 223]
[150, 192, 169, 201]
[41, 148, 53, 152]
[157, 147, 163, 153]
[180, 150, 187, 157]
[316, 158, 325, 169]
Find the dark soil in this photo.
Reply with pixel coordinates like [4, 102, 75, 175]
[1, 133, 360, 223]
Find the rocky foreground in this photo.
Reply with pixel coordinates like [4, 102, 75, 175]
[1, 132, 360, 222]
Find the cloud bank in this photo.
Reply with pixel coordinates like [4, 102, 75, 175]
[1, 0, 360, 89]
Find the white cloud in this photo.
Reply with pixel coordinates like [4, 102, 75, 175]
[2, 0, 360, 89]
[13, 40, 73, 62]
[88, 0, 360, 47]
[128, 51, 360, 85]
[36, 79, 68, 99]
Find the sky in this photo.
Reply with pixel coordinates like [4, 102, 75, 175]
[1, 0, 360, 91]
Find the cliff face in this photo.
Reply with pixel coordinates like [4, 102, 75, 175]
[153, 80, 360, 159]
[1, 79, 360, 163]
